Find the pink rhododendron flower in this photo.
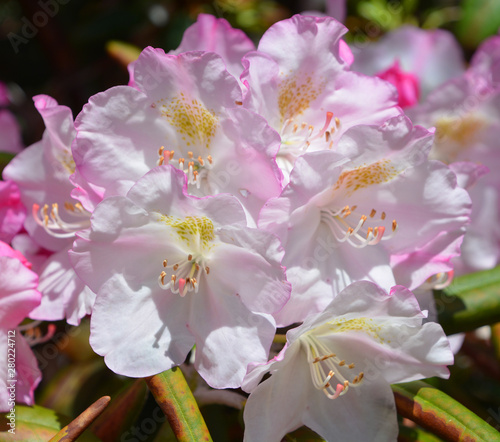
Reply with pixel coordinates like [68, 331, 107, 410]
[3, 95, 96, 325]
[70, 166, 290, 388]
[172, 13, 255, 82]
[449, 162, 498, 274]
[351, 25, 465, 103]
[0, 180, 26, 244]
[3, 95, 88, 251]
[11, 233, 53, 273]
[326, 0, 346, 23]
[240, 14, 400, 178]
[242, 281, 453, 442]
[0, 241, 42, 412]
[128, 14, 256, 90]
[74, 48, 282, 225]
[0, 239, 31, 267]
[259, 115, 471, 325]
[0, 111, 23, 154]
[376, 60, 420, 108]
[407, 42, 500, 274]
[469, 34, 500, 91]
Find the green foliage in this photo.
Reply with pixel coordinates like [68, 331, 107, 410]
[436, 266, 500, 335]
[456, 0, 500, 48]
[393, 381, 500, 441]
[0, 404, 99, 441]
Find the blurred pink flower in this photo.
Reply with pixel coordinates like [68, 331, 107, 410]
[377, 60, 420, 108]
[408, 35, 500, 274]
[0, 180, 26, 244]
[351, 25, 465, 104]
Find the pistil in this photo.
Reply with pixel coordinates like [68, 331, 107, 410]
[278, 111, 341, 174]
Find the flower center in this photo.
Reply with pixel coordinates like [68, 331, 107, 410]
[320, 205, 398, 248]
[157, 215, 214, 296]
[55, 149, 76, 175]
[301, 334, 363, 400]
[32, 202, 91, 238]
[277, 111, 341, 175]
[157, 146, 213, 189]
[435, 114, 485, 146]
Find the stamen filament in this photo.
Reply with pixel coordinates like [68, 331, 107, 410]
[158, 255, 205, 295]
[156, 147, 213, 189]
[301, 334, 362, 400]
[320, 206, 398, 248]
[32, 202, 91, 238]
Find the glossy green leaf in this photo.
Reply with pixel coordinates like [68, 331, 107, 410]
[435, 266, 500, 335]
[0, 404, 99, 441]
[393, 380, 500, 441]
[456, 0, 500, 48]
[146, 367, 213, 442]
[90, 379, 148, 440]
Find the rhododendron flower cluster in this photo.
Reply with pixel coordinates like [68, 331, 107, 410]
[2, 9, 500, 441]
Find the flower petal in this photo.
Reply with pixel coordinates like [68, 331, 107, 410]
[89, 273, 194, 377]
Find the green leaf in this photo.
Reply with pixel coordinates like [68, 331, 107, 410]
[146, 367, 213, 442]
[455, 0, 500, 49]
[435, 266, 500, 335]
[0, 404, 98, 441]
[392, 380, 500, 441]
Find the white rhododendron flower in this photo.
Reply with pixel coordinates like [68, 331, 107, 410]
[259, 115, 471, 325]
[242, 281, 453, 441]
[70, 166, 290, 388]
